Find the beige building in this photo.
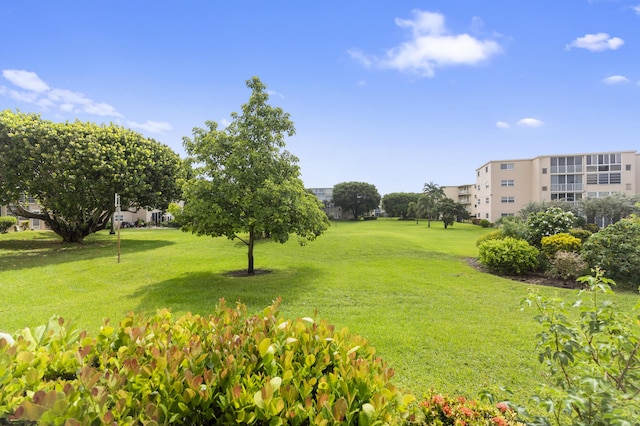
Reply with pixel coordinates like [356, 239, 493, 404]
[472, 150, 640, 222]
[442, 184, 477, 216]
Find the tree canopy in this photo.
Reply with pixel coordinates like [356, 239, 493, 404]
[434, 198, 470, 229]
[421, 182, 445, 227]
[0, 110, 184, 243]
[332, 182, 381, 219]
[381, 192, 420, 218]
[179, 77, 329, 274]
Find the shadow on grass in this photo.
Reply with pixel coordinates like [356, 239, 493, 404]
[0, 238, 175, 271]
[129, 266, 321, 316]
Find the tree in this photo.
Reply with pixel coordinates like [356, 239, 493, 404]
[579, 193, 639, 227]
[381, 192, 419, 219]
[0, 110, 184, 243]
[421, 182, 445, 227]
[180, 77, 329, 275]
[434, 197, 469, 229]
[332, 182, 381, 219]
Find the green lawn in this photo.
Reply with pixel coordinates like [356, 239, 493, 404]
[1, 219, 637, 407]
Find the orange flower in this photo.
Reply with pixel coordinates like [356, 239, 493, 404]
[432, 394, 445, 405]
[492, 416, 508, 426]
[496, 402, 509, 413]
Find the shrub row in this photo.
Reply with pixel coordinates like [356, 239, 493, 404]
[477, 208, 640, 288]
[0, 300, 523, 425]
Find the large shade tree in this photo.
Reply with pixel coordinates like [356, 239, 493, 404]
[332, 182, 381, 219]
[180, 77, 329, 274]
[381, 192, 420, 219]
[0, 110, 184, 243]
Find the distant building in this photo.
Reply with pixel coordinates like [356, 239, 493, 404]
[442, 184, 477, 217]
[308, 187, 343, 219]
[474, 150, 640, 222]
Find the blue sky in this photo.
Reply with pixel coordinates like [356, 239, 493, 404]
[1, 1, 638, 195]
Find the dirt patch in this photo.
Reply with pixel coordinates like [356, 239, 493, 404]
[466, 258, 582, 289]
[224, 269, 273, 278]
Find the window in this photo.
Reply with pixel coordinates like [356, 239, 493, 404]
[500, 179, 514, 187]
[485, 197, 489, 204]
[501, 213, 515, 217]
[551, 156, 582, 174]
[485, 213, 489, 219]
[485, 166, 488, 172]
[542, 186, 548, 191]
[610, 173, 621, 184]
[477, 171, 480, 176]
[627, 184, 632, 190]
[586, 152, 621, 172]
[501, 196, 515, 203]
[590, 173, 622, 185]
[542, 168, 547, 174]
[500, 163, 514, 170]
[626, 164, 632, 171]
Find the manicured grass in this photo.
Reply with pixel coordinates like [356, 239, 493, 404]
[1, 219, 637, 408]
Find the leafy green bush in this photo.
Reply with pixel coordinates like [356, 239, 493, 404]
[479, 219, 491, 228]
[523, 269, 640, 424]
[547, 251, 588, 282]
[582, 217, 640, 290]
[475, 230, 504, 247]
[540, 233, 581, 258]
[498, 216, 528, 240]
[1, 300, 416, 425]
[0, 216, 17, 233]
[567, 228, 591, 243]
[478, 237, 540, 275]
[525, 207, 576, 247]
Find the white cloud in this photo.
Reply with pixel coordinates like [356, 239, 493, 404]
[2, 69, 50, 92]
[349, 10, 502, 77]
[602, 75, 629, 84]
[495, 121, 510, 129]
[634, 4, 640, 15]
[566, 33, 624, 52]
[266, 89, 284, 98]
[517, 118, 544, 128]
[356, 80, 366, 87]
[127, 120, 172, 134]
[0, 69, 124, 118]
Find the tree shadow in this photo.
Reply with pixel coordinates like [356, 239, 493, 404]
[0, 238, 175, 271]
[128, 266, 322, 317]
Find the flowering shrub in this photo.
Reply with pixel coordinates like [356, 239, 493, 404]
[525, 207, 576, 247]
[478, 237, 540, 275]
[415, 392, 525, 425]
[540, 233, 581, 258]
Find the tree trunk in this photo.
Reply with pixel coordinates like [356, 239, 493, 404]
[247, 231, 255, 274]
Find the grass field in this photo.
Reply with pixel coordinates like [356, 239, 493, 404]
[1, 219, 637, 407]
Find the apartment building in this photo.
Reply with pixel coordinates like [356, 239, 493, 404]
[473, 151, 640, 222]
[442, 184, 477, 216]
[307, 187, 343, 219]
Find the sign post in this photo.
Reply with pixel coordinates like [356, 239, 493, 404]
[115, 193, 121, 263]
